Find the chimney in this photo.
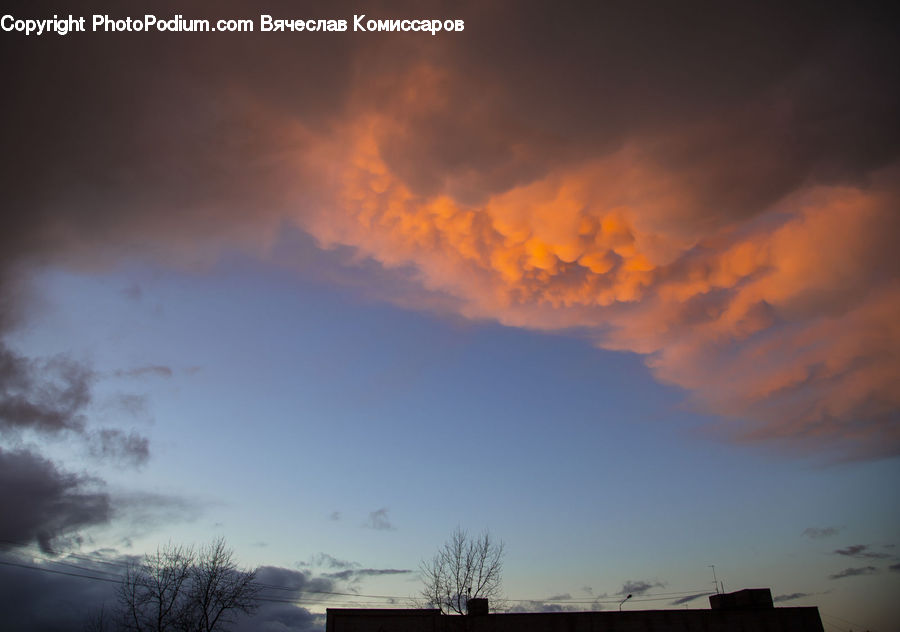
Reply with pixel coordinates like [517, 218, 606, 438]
[467, 598, 489, 616]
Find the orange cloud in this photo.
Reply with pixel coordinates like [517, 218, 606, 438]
[294, 72, 900, 459]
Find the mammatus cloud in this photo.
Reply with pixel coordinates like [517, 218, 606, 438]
[833, 545, 890, 559]
[1, 2, 898, 466]
[829, 567, 879, 580]
[364, 508, 396, 531]
[803, 527, 840, 539]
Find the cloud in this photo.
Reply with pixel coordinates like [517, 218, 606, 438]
[833, 545, 890, 559]
[803, 527, 840, 539]
[363, 508, 396, 531]
[0, 556, 334, 632]
[508, 599, 604, 613]
[114, 365, 174, 379]
[0, 551, 120, 632]
[670, 593, 711, 605]
[889, 563, 900, 573]
[617, 580, 665, 596]
[328, 511, 342, 522]
[311, 553, 356, 570]
[0, 447, 111, 554]
[324, 568, 413, 582]
[0, 344, 91, 435]
[87, 429, 150, 467]
[773, 592, 814, 603]
[1, 1, 898, 462]
[829, 566, 879, 580]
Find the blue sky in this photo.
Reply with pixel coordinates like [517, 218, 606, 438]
[7, 242, 899, 628]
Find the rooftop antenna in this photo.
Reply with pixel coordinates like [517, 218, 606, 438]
[708, 565, 720, 594]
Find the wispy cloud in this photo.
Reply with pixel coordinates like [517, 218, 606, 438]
[670, 593, 711, 605]
[774, 592, 813, 603]
[114, 365, 173, 379]
[829, 566, 879, 580]
[617, 580, 665, 596]
[833, 545, 890, 559]
[803, 527, 840, 539]
[363, 508, 396, 531]
[324, 568, 413, 582]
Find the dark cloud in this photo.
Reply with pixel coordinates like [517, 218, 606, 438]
[114, 365, 173, 379]
[508, 598, 604, 613]
[324, 568, 412, 582]
[363, 508, 396, 531]
[670, 593, 710, 605]
[617, 579, 665, 596]
[0, 447, 111, 554]
[889, 563, 900, 573]
[0, 556, 334, 632]
[0, 552, 120, 632]
[833, 545, 890, 559]
[829, 566, 879, 580]
[0, 1, 898, 459]
[802, 527, 840, 539]
[773, 592, 813, 603]
[0, 344, 91, 435]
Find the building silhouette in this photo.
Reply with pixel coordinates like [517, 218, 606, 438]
[327, 588, 824, 632]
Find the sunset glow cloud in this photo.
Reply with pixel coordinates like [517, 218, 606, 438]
[293, 66, 900, 459]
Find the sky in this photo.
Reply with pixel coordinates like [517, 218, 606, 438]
[1, 1, 899, 631]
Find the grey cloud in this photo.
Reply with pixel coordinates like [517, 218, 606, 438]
[833, 545, 890, 559]
[0, 345, 91, 435]
[313, 553, 356, 570]
[828, 566, 879, 580]
[324, 568, 412, 582]
[328, 511, 342, 521]
[773, 592, 813, 603]
[802, 526, 840, 539]
[0, 447, 111, 554]
[545, 593, 571, 601]
[111, 491, 203, 536]
[88, 429, 150, 467]
[0, 552, 120, 632]
[363, 508, 396, 531]
[0, 556, 333, 632]
[114, 365, 173, 379]
[617, 579, 665, 596]
[670, 593, 710, 605]
[889, 563, 900, 573]
[509, 600, 603, 613]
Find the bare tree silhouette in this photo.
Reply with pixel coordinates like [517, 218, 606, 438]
[117, 538, 258, 632]
[420, 527, 505, 614]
